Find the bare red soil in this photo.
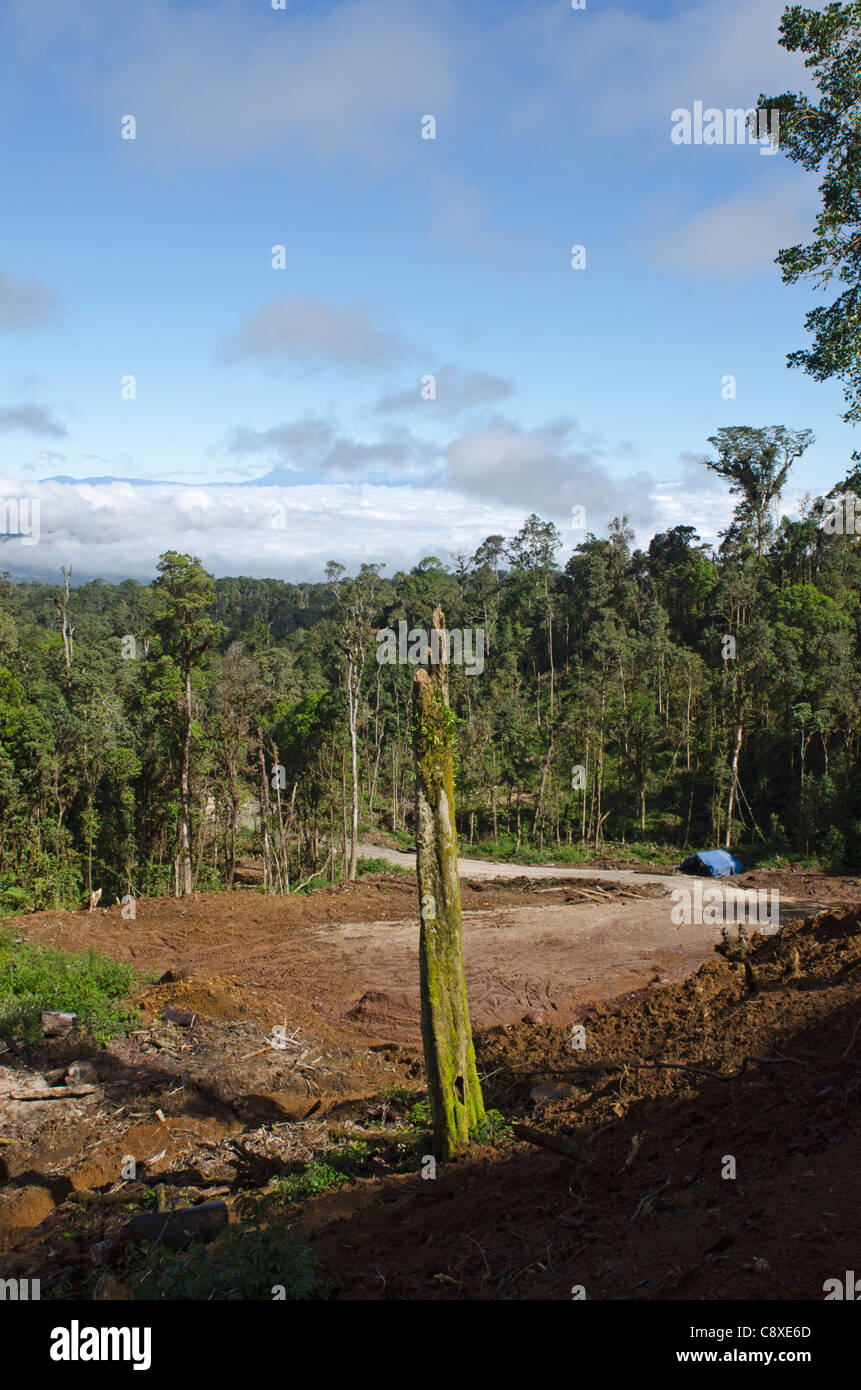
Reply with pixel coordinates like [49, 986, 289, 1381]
[1, 870, 860, 1301]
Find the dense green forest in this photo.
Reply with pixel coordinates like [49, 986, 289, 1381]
[2, 437, 861, 911]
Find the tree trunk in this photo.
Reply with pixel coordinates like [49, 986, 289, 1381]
[257, 732, 272, 892]
[86, 789, 94, 906]
[532, 737, 554, 843]
[594, 695, 605, 850]
[725, 718, 743, 849]
[348, 679, 360, 880]
[227, 770, 239, 891]
[339, 750, 349, 875]
[581, 738, 588, 844]
[413, 607, 485, 1160]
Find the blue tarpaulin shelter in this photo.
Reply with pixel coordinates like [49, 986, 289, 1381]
[676, 848, 743, 877]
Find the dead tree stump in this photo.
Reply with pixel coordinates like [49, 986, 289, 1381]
[412, 606, 485, 1159]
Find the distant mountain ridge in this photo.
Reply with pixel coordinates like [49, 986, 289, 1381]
[40, 471, 316, 488]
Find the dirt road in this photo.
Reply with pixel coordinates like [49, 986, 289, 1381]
[359, 841, 684, 887]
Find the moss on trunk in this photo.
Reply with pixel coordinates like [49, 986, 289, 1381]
[412, 609, 485, 1159]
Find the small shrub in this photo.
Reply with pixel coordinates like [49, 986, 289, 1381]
[0, 878, 32, 914]
[406, 1099, 431, 1129]
[0, 930, 138, 1042]
[327, 1141, 370, 1175]
[470, 1108, 514, 1144]
[355, 857, 408, 876]
[269, 1160, 349, 1206]
[126, 1222, 321, 1301]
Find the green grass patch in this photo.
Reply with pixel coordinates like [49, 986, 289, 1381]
[731, 842, 831, 872]
[461, 834, 678, 867]
[470, 1108, 515, 1144]
[267, 1159, 351, 1206]
[378, 1083, 420, 1104]
[0, 928, 138, 1043]
[124, 1221, 322, 1301]
[355, 857, 409, 876]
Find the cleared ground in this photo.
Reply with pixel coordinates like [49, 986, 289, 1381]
[1, 861, 860, 1300]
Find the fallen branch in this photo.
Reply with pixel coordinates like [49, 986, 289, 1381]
[512, 1123, 584, 1161]
[327, 1124, 419, 1143]
[601, 1055, 807, 1082]
[69, 1185, 152, 1208]
[630, 1175, 672, 1223]
[10, 1086, 98, 1100]
[839, 1015, 861, 1062]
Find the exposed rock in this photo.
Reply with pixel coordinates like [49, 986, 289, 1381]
[529, 1081, 581, 1106]
[65, 1059, 98, 1085]
[41, 1011, 75, 1037]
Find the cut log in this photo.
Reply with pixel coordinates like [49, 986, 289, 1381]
[512, 1122, 584, 1162]
[124, 1200, 228, 1248]
[10, 1086, 98, 1100]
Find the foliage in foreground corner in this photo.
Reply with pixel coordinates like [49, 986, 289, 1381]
[0, 929, 138, 1042]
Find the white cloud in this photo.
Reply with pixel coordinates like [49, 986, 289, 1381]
[222, 413, 433, 480]
[0, 471, 726, 583]
[216, 411, 660, 528]
[649, 481, 733, 548]
[506, 0, 813, 141]
[7, 0, 458, 170]
[650, 176, 818, 276]
[0, 403, 67, 436]
[0, 269, 58, 330]
[0, 474, 517, 581]
[375, 363, 513, 417]
[217, 295, 417, 372]
[426, 173, 515, 262]
[441, 417, 657, 531]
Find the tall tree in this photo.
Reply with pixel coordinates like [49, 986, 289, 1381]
[327, 562, 380, 880]
[150, 553, 224, 896]
[761, 3, 861, 424]
[704, 426, 814, 557]
[53, 566, 74, 676]
[209, 641, 262, 889]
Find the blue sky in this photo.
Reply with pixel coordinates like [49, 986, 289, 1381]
[0, 0, 850, 581]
